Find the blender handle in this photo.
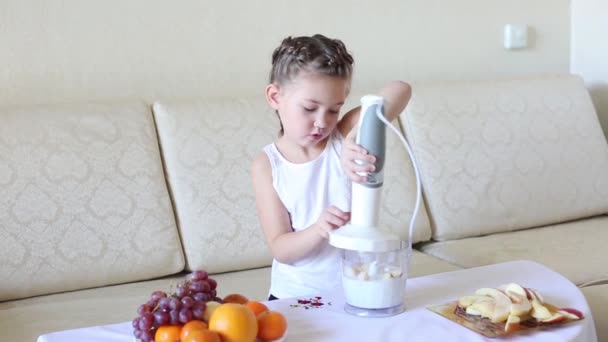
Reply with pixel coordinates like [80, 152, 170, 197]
[356, 95, 386, 188]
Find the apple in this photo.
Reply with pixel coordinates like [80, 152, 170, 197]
[505, 314, 521, 333]
[368, 261, 379, 277]
[503, 283, 527, 298]
[344, 265, 358, 279]
[465, 306, 483, 316]
[507, 292, 532, 316]
[203, 301, 222, 322]
[389, 269, 403, 278]
[474, 288, 512, 323]
[468, 300, 496, 317]
[529, 295, 553, 320]
[526, 288, 545, 304]
[458, 295, 493, 308]
[541, 312, 567, 324]
[558, 308, 584, 320]
[356, 270, 369, 281]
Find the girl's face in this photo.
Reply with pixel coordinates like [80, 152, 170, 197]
[267, 72, 349, 148]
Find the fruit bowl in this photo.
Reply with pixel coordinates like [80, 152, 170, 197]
[427, 282, 584, 338]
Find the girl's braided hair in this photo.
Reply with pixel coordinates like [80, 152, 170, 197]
[270, 34, 354, 86]
[269, 34, 354, 135]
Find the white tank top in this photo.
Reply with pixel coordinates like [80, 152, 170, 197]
[263, 130, 351, 298]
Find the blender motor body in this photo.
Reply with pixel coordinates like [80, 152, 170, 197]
[329, 95, 409, 317]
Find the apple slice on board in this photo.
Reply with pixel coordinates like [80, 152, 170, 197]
[450, 283, 584, 333]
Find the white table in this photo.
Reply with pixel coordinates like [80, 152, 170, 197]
[37, 260, 597, 342]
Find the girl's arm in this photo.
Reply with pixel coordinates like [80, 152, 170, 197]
[251, 153, 349, 264]
[337, 80, 412, 137]
[338, 81, 412, 182]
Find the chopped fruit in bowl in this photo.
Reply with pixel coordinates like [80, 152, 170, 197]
[428, 282, 584, 337]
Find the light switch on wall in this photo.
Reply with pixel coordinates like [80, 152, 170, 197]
[504, 24, 528, 49]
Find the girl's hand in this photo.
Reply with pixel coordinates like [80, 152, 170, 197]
[314, 206, 350, 239]
[341, 132, 376, 183]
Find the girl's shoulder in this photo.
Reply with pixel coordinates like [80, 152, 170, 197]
[251, 150, 271, 177]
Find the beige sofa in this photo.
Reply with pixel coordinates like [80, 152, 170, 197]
[1, 75, 606, 341]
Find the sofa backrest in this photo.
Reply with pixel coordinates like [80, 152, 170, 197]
[401, 75, 608, 241]
[0, 102, 184, 301]
[152, 97, 432, 273]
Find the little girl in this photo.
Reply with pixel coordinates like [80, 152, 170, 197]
[251, 34, 411, 300]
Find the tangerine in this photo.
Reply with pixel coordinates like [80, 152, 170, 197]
[182, 329, 222, 342]
[209, 303, 258, 342]
[246, 300, 269, 316]
[257, 310, 287, 341]
[154, 325, 182, 342]
[223, 293, 249, 304]
[180, 320, 208, 340]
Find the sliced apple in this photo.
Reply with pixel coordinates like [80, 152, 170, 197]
[389, 269, 403, 278]
[507, 292, 532, 316]
[344, 265, 358, 279]
[356, 271, 369, 281]
[504, 283, 527, 298]
[465, 306, 483, 316]
[458, 295, 493, 308]
[468, 300, 496, 318]
[558, 308, 584, 320]
[368, 261, 379, 277]
[504, 314, 521, 333]
[474, 288, 511, 323]
[541, 312, 567, 324]
[530, 297, 553, 320]
[526, 288, 545, 304]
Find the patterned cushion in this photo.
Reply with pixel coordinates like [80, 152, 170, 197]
[401, 75, 608, 240]
[153, 97, 432, 273]
[418, 215, 608, 286]
[153, 99, 277, 273]
[0, 102, 185, 301]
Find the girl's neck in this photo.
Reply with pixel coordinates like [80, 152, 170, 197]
[275, 135, 330, 164]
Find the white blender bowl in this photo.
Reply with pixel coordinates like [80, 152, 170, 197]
[329, 95, 422, 317]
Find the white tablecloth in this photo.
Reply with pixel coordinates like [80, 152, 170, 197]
[37, 260, 597, 342]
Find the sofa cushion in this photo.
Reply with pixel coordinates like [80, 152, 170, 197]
[0, 102, 184, 301]
[152, 99, 276, 273]
[418, 215, 608, 286]
[581, 284, 608, 342]
[401, 75, 608, 240]
[153, 97, 432, 273]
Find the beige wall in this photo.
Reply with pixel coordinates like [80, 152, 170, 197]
[1, 0, 570, 106]
[571, 0, 608, 138]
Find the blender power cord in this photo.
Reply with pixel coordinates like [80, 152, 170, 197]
[376, 109, 422, 260]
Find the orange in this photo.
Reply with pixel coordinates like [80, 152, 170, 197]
[154, 325, 182, 342]
[209, 303, 258, 342]
[246, 300, 269, 316]
[180, 320, 208, 340]
[223, 293, 249, 304]
[182, 329, 222, 342]
[257, 310, 287, 341]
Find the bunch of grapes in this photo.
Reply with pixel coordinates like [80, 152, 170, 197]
[131, 270, 223, 342]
